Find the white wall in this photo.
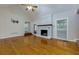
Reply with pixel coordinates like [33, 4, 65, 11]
[33, 14, 52, 25]
[53, 9, 79, 41]
[30, 9, 79, 42]
[30, 14, 52, 34]
[0, 5, 29, 39]
[76, 13, 79, 39]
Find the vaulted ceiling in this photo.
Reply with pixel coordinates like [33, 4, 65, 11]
[19, 4, 79, 20]
[0, 4, 79, 21]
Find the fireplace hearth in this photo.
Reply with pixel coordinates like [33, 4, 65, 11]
[41, 30, 48, 36]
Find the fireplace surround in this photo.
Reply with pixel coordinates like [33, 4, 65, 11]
[34, 24, 52, 39]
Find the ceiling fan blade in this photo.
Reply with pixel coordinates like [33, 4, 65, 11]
[33, 6, 38, 8]
[25, 8, 28, 10]
[21, 4, 29, 6]
[32, 8, 35, 11]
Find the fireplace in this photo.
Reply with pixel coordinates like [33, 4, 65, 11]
[35, 24, 52, 39]
[41, 30, 48, 36]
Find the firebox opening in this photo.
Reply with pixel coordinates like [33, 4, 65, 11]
[41, 30, 48, 36]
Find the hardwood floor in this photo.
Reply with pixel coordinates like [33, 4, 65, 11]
[0, 35, 79, 55]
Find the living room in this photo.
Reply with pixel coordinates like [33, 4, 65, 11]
[0, 4, 79, 55]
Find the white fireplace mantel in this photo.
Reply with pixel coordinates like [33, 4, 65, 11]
[35, 25, 53, 39]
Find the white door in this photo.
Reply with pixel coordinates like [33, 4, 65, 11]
[56, 18, 68, 40]
[25, 22, 30, 33]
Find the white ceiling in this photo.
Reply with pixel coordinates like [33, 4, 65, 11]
[0, 4, 79, 20]
[20, 4, 79, 14]
[37, 4, 79, 14]
[19, 4, 79, 20]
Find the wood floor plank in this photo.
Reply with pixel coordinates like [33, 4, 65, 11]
[0, 35, 79, 55]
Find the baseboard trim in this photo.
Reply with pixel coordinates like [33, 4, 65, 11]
[0, 34, 24, 40]
[51, 38, 76, 43]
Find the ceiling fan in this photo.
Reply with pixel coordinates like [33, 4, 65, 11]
[21, 4, 38, 11]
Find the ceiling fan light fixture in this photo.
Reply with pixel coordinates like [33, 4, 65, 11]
[27, 6, 32, 10]
[21, 4, 38, 11]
